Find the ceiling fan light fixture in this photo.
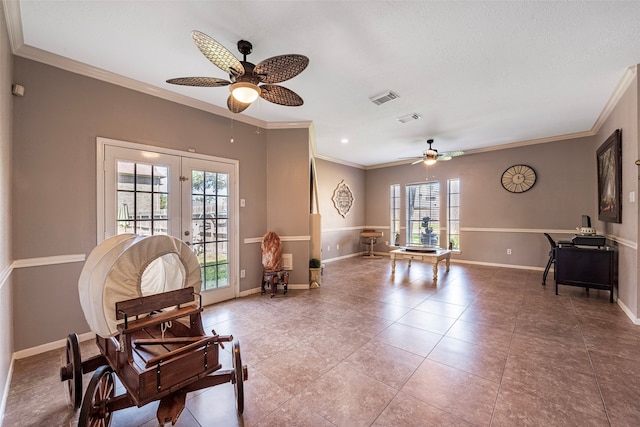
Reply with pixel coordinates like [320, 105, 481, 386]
[424, 158, 437, 166]
[231, 82, 260, 103]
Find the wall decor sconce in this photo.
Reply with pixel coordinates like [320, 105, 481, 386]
[332, 180, 354, 218]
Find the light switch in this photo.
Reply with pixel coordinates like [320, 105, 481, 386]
[630, 191, 636, 203]
[240, 198, 246, 207]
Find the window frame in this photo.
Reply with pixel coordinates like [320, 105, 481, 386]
[405, 181, 440, 247]
[447, 178, 461, 251]
[390, 184, 400, 246]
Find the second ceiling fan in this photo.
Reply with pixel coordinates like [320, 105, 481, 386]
[167, 31, 309, 113]
[407, 139, 464, 165]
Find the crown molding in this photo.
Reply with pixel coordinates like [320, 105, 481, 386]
[2, 0, 23, 53]
[366, 129, 596, 170]
[14, 43, 272, 128]
[3, 2, 315, 132]
[314, 153, 365, 169]
[591, 65, 637, 133]
[266, 121, 312, 130]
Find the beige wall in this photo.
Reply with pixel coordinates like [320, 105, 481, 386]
[5, 34, 640, 361]
[0, 2, 14, 413]
[315, 158, 366, 260]
[11, 57, 310, 350]
[594, 70, 639, 316]
[366, 136, 597, 267]
[362, 72, 640, 319]
[265, 128, 311, 284]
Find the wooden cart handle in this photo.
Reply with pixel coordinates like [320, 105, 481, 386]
[144, 334, 233, 368]
[134, 336, 206, 347]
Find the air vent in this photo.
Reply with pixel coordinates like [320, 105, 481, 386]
[369, 90, 399, 105]
[397, 113, 422, 123]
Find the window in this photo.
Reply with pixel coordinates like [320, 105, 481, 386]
[117, 161, 169, 236]
[390, 184, 400, 246]
[448, 178, 460, 250]
[406, 182, 440, 246]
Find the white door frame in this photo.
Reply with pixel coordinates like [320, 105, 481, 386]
[96, 136, 240, 299]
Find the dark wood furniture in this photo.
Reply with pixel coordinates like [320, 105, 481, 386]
[554, 244, 617, 303]
[60, 287, 247, 426]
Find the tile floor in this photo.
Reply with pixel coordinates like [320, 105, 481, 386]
[4, 257, 640, 426]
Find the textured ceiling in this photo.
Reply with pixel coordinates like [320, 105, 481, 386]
[5, 1, 640, 167]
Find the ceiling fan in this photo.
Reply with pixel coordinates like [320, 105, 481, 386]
[167, 30, 309, 113]
[405, 139, 464, 165]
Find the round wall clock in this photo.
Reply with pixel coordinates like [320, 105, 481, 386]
[501, 164, 537, 193]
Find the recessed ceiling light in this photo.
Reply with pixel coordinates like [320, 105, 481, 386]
[341, 138, 349, 144]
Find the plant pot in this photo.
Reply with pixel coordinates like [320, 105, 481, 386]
[309, 268, 321, 288]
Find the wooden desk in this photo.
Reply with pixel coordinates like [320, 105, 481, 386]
[390, 248, 451, 282]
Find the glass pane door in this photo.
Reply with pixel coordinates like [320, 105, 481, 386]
[102, 142, 237, 306]
[182, 157, 236, 304]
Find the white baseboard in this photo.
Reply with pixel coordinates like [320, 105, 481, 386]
[13, 331, 95, 360]
[451, 258, 545, 271]
[322, 252, 367, 263]
[0, 357, 14, 427]
[239, 283, 309, 297]
[617, 298, 640, 325]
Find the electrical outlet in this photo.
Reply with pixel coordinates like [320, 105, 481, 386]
[327, 245, 330, 251]
[336, 244, 340, 250]
[240, 269, 246, 278]
[507, 249, 512, 255]
[385, 241, 389, 246]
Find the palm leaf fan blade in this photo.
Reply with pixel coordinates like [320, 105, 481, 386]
[166, 77, 231, 87]
[260, 85, 304, 106]
[191, 30, 244, 76]
[254, 55, 309, 84]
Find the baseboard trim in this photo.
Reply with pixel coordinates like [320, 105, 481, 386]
[13, 331, 95, 360]
[322, 252, 366, 263]
[239, 284, 309, 297]
[0, 357, 14, 427]
[451, 258, 544, 271]
[617, 298, 640, 325]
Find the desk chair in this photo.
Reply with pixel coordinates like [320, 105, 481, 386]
[261, 231, 289, 297]
[543, 233, 575, 285]
[542, 233, 557, 285]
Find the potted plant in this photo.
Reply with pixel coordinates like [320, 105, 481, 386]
[309, 258, 321, 288]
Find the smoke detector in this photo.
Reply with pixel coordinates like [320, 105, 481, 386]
[369, 90, 399, 105]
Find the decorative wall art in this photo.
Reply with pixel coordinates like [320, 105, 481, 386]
[332, 180, 354, 218]
[596, 129, 622, 223]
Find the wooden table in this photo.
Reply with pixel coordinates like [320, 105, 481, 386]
[360, 230, 383, 258]
[390, 248, 452, 282]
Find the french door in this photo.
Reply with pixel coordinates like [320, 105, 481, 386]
[100, 140, 237, 305]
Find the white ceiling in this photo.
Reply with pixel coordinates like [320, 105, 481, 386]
[4, 1, 640, 167]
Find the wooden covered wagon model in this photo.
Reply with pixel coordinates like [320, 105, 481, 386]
[60, 235, 247, 426]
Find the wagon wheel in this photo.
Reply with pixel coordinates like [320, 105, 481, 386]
[78, 365, 115, 427]
[232, 340, 245, 414]
[60, 333, 82, 410]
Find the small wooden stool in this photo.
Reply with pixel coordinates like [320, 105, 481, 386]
[261, 270, 289, 297]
